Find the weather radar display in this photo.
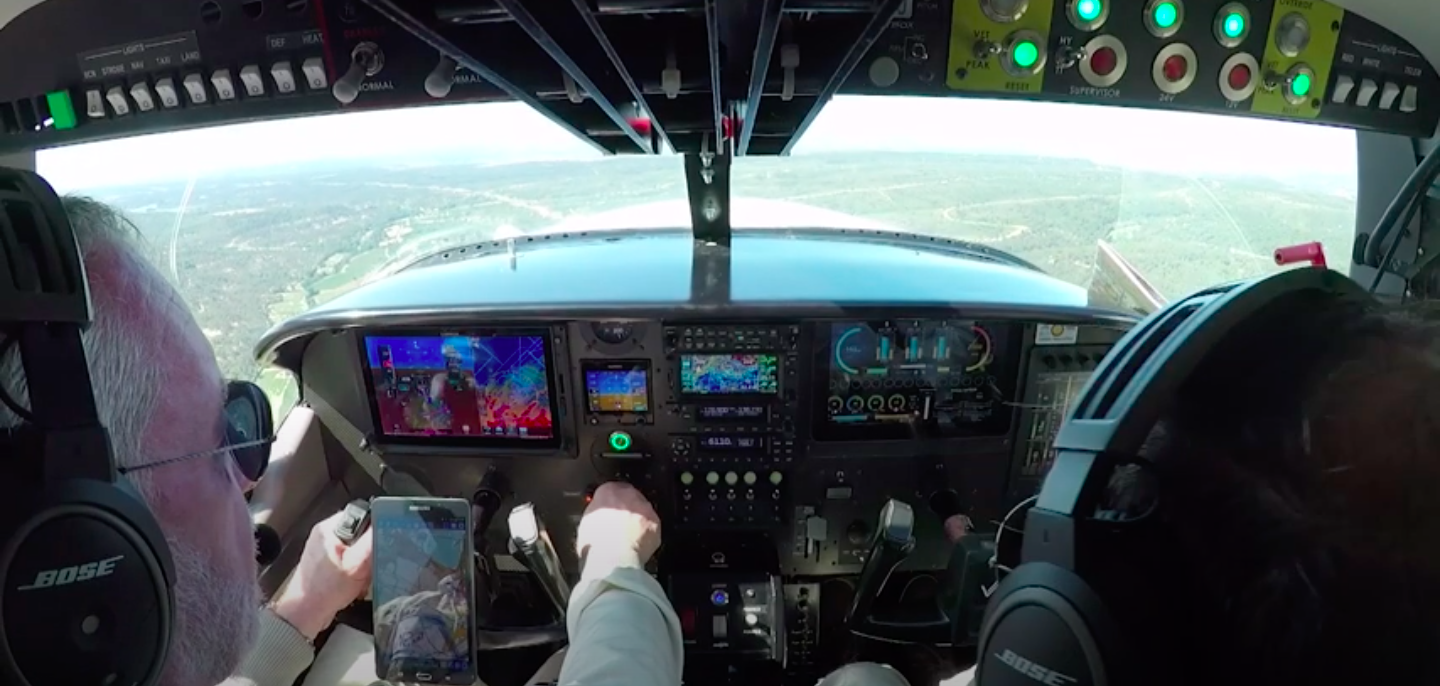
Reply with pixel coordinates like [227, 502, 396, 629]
[365, 334, 555, 440]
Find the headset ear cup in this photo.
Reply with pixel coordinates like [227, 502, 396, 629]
[976, 563, 1127, 686]
[0, 479, 175, 686]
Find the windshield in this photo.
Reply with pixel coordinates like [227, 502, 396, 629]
[36, 95, 1357, 414]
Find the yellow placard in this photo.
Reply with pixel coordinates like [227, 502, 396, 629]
[1250, 0, 1344, 119]
[945, 0, 1056, 94]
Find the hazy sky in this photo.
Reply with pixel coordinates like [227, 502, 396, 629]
[36, 95, 1357, 192]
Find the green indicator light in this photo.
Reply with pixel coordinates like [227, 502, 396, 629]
[608, 431, 632, 452]
[1013, 41, 1040, 69]
[1223, 13, 1245, 37]
[1292, 73, 1313, 96]
[45, 91, 77, 131]
[1077, 0, 1101, 21]
[1154, 2, 1178, 28]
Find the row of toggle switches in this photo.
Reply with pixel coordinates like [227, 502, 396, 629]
[85, 57, 329, 118]
[1331, 75, 1418, 112]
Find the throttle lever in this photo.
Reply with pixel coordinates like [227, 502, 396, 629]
[507, 503, 572, 618]
[846, 499, 916, 632]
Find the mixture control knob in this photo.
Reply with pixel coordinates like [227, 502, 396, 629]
[846, 520, 870, 544]
[333, 41, 384, 105]
[424, 54, 459, 98]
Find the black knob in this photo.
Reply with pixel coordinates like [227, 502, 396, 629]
[846, 519, 870, 544]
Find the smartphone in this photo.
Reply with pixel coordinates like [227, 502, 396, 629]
[371, 497, 477, 685]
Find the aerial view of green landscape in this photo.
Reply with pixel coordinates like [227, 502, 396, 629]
[62, 150, 1354, 414]
[36, 97, 1355, 416]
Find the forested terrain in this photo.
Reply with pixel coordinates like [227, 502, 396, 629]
[72, 151, 1355, 409]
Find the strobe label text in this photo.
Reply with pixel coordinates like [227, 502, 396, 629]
[15, 555, 124, 591]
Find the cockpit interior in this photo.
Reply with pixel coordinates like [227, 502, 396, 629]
[1, 0, 1438, 684]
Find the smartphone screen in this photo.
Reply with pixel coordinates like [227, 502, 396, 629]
[371, 497, 476, 684]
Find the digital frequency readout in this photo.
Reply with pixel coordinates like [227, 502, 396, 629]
[679, 354, 779, 395]
[366, 335, 555, 441]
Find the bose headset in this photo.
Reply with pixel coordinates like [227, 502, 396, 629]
[973, 265, 1374, 686]
[0, 169, 174, 686]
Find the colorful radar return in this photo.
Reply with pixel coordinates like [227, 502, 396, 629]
[363, 332, 559, 446]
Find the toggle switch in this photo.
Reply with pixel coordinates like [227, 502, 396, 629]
[332, 42, 384, 105]
[424, 54, 458, 98]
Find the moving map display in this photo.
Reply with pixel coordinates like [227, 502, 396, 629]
[679, 353, 779, 395]
[364, 333, 558, 446]
[815, 320, 1016, 441]
[372, 499, 474, 683]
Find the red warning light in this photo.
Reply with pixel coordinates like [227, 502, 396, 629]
[1162, 54, 1188, 82]
[1227, 63, 1252, 91]
[1090, 47, 1118, 76]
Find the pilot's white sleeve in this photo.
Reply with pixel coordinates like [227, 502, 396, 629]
[558, 548, 684, 686]
[220, 606, 316, 686]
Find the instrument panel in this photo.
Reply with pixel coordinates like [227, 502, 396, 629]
[308, 315, 1122, 578]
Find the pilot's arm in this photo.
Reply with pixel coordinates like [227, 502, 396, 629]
[223, 511, 374, 686]
[559, 483, 684, 686]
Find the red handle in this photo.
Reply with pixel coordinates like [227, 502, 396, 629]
[1274, 241, 1327, 269]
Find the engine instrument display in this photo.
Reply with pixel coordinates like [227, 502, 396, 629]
[362, 332, 560, 447]
[815, 320, 1016, 441]
[583, 361, 651, 413]
[680, 354, 780, 396]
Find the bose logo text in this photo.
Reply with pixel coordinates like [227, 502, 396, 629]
[16, 555, 124, 591]
[995, 649, 1078, 686]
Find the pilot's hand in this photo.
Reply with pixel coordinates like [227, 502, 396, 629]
[944, 514, 974, 544]
[270, 509, 375, 640]
[576, 482, 661, 571]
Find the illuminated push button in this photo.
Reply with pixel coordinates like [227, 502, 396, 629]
[104, 86, 130, 116]
[1067, 0, 1107, 31]
[1214, 2, 1249, 48]
[1284, 63, 1316, 104]
[211, 69, 237, 101]
[239, 65, 266, 96]
[711, 589, 730, 607]
[743, 471, 757, 485]
[1079, 35, 1126, 87]
[724, 471, 738, 486]
[128, 83, 156, 112]
[1002, 30, 1046, 77]
[680, 471, 695, 486]
[1218, 53, 1259, 102]
[706, 471, 720, 486]
[1152, 43, 1197, 94]
[1162, 54, 1187, 82]
[182, 73, 208, 104]
[154, 78, 180, 109]
[1091, 47, 1117, 76]
[1275, 12, 1310, 57]
[608, 431, 633, 452]
[1145, 0, 1183, 38]
[769, 471, 784, 485]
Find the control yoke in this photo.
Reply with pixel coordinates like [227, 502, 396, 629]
[845, 499, 964, 645]
[507, 503, 572, 617]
